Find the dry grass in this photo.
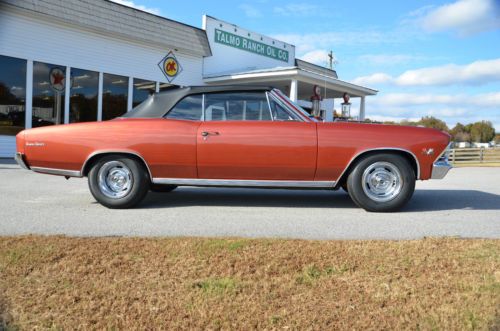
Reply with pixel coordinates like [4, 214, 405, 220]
[0, 236, 498, 330]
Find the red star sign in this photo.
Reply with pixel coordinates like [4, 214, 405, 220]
[52, 72, 64, 85]
[166, 61, 177, 72]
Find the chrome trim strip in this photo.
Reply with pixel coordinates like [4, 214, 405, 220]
[201, 93, 205, 121]
[152, 178, 335, 188]
[268, 91, 305, 122]
[334, 147, 421, 183]
[31, 166, 82, 177]
[81, 150, 153, 179]
[431, 160, 452, 179]
[271, 89, 312, 122]
[432, 142, 453, 164]
[14, 152, 30, 170]
[265, 91, 273, 120]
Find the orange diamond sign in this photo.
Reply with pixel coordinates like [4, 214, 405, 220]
[158, 51, 182, 83]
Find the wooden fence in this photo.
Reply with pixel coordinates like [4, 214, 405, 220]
[449, 147, 500, 165]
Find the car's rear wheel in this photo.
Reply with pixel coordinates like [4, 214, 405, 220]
[346, 153, 415, 212]
[88, 155, 149, 208]
[150, 184, 178, 193]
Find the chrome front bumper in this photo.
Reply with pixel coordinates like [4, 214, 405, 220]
[430, 142, 452, 179]
[14, 152, 30, 170]
[431, 160, 452, 179]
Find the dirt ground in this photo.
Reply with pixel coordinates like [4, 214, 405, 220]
[1, 236, 499, 330]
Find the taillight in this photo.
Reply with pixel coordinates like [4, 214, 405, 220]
[16, 130, 25, 154]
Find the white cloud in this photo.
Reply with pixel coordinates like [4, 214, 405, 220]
[299, 50, 331, 66]
[352, 73, 393, 86]
[372, 92, 500, 108]
[109, 0, 160, 15]
[239, 4, 262, 18]
[273, 3, 320, 16]
[9, 86, 25, 98]
[357, 54, 423, 66]
[359, 91, 500, 131]
[417, 0, 500, 35]
[352, 58, 500, 87]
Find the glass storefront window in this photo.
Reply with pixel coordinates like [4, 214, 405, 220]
[133, 78, 155, 107]
[33, 61, 65, 128]
[102, 73, 128, 120]
[69, 68, 98, 123]
[0, 55, 26, 136]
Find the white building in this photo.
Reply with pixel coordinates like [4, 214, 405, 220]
[0, 0, 377, 157]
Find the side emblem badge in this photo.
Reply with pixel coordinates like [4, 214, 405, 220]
[422, 148, 434, 156]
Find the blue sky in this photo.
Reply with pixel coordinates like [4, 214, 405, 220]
[112, 0, 500, 131]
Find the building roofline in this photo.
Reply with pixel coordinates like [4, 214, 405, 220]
[103, 0, 206, 33]
[295, 59, 338, 79]
[203, 68, 378, 96]
[1, 0, 211, 57]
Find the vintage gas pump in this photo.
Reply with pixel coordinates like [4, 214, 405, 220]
[311, 85, 323, 119]
[341, 93, 351, 119]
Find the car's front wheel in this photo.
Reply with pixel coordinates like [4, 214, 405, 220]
[88, 155, 149, 208]
[346, 153, 415, 212]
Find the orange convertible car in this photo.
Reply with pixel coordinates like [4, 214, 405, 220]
[15, 86, 451, 212]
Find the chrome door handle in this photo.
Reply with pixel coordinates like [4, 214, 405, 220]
[201, 131, 219, 136]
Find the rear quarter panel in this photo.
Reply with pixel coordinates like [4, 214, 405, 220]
[23, 118, 200, 178]
[315, 122, 450, 181]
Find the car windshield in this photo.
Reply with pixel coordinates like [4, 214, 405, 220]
[271, 89, 317, 122]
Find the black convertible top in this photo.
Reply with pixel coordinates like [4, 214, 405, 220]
[122, 85, 274, 118]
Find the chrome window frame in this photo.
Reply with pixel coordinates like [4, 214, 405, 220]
[267, 92, 304, 122]
[271, 89, 313, 122]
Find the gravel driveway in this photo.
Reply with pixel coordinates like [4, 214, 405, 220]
[0, 160, 499, 239]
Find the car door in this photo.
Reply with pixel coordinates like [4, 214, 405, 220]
[197, 91, 317, 180]
[151, 94, 202, 179]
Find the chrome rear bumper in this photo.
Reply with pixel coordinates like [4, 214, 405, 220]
[431, 160, 452, 179]
[14, 152, 30, 170]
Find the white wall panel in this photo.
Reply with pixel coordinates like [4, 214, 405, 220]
[0, 9, 204, 86]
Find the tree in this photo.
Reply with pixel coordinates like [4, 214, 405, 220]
[450, 123, 470, 142]
[418, 116, 449, 132]
[469, 121, 495, 143]
[400, 119, 418, 126]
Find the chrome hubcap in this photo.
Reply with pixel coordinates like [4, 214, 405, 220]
[362, 161, 403, 202]
[97, 161, 133, 199]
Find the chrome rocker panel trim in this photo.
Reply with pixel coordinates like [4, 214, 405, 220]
[152, 178, 335, 188]
[14, 152, 30, 170]
[431, 160, 452, 179]
[31, 166, 82, 177]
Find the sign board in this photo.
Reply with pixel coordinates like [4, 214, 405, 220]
[49, 67, 65, 92]
[214, 29, 289, 62]
[158, 51, 183, 83]
[203, 15, 295, 77]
